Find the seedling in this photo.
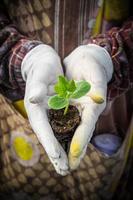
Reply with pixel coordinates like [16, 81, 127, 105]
[48, 76, 91, 115]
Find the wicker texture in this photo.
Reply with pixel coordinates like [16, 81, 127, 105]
[0, 94, 131, 200]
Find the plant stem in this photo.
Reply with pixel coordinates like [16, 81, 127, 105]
[64, 103, 69, 115]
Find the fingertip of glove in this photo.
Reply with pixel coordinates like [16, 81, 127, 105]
[68, 155, 80, 171]
[89, 93, 104, 104]
[70, 142, 82, 158]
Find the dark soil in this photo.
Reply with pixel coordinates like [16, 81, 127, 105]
[48, 105, 81, 143]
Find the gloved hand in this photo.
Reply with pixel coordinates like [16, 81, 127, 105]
[21, 44, 69, 175]
[63, 44, 113, 170]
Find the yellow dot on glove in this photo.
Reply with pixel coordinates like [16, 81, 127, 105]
[90, 93, 104, 104]
[13, 137, 33, 161]
[70, 142, 82, 157]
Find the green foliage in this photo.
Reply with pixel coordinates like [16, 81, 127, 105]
[48, 95, 68, 110]
[48, 76, 91, 115]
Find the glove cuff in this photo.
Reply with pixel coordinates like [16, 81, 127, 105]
[64, 44, 113, 83]
[86, 44, 113, 82]
[21, 44, 60, 81]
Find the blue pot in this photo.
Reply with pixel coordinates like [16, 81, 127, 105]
[92, 134, 122, 156]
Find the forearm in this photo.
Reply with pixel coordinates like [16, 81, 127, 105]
[0, 9, 42, 101]
[83, 19, 133, 100]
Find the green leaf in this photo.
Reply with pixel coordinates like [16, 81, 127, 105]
[71, 81, 91, 99]
[58, 76, 68, 87]
[54, 84, 67, 98]
[54, 76, 68, 98]
[48, 95, 68, 110]
[67, 80, 76, 92]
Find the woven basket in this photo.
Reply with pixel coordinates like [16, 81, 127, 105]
[0, 92, 132, 200]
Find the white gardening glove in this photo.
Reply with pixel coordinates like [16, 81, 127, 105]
[21, 44, 69, 175]
[63, 44, 113, 170]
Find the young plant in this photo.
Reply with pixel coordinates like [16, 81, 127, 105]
[48, 76, 91, 115]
